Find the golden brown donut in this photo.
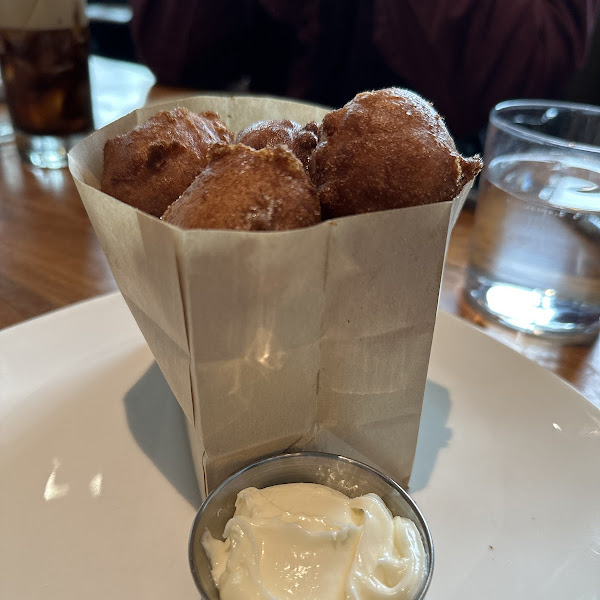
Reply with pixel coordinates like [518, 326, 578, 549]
[101, 107, 233, 217]
[162, 144, 321, 231]
[309, 88, 482, 219]
[236, 120, 318, 169]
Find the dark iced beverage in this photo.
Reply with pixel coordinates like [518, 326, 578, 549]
[0, 21, 93, 167]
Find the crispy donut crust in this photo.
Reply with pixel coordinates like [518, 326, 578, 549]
[236, 119, 318, 169]
[309, 88, 482, 218]
[162, 144, 321, 231]
[101, 107, 233, 217]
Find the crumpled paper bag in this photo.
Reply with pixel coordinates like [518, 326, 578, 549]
[69, 95, 470, 497]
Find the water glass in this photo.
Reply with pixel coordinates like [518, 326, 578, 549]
[464, 100, 600, 342]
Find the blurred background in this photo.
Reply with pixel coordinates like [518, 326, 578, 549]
[87, 0, 600, 161]
[87, 2, 600, 105]
[88, 1, 137, 63]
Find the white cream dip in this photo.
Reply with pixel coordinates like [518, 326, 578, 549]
[201, 482, 427, 600]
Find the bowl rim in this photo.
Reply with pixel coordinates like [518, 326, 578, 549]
[188, 451, 434, 600]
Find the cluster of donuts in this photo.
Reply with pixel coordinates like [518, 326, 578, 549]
[101, 88, 482, 231]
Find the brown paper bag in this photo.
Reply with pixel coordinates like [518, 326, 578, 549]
[68, 95, 470, 497]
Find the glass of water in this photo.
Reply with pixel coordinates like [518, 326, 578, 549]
[464, 100, 600, 343]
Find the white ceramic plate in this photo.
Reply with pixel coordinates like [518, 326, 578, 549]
[1, 293, 598, 599]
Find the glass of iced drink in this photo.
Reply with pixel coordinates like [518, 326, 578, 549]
[0, 0, 93, 168]
[464, 100, 600, 342]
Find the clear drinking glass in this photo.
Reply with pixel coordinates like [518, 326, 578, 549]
[464, 100, 600, 342]
[0, 0, 93, 168]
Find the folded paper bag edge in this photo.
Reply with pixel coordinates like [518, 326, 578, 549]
[72, 177, 195, 424]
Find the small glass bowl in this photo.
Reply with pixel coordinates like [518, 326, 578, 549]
[188, 451, 433, 599]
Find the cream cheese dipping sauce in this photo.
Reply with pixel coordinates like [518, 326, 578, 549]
[201, 482, 427, 600]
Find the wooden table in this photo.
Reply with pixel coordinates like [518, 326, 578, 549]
[1, 58, 598, 408]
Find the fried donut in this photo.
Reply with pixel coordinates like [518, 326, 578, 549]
[309, 88, 482, 218]
[162, 144, 321, 231]
[101, 107, 233, 217]
[236, 120, 318, 169]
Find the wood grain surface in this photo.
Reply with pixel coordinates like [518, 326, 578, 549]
[0, 59, 598, 408]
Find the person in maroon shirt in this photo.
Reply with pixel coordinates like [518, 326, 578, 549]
[129, 0, 600, 141]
